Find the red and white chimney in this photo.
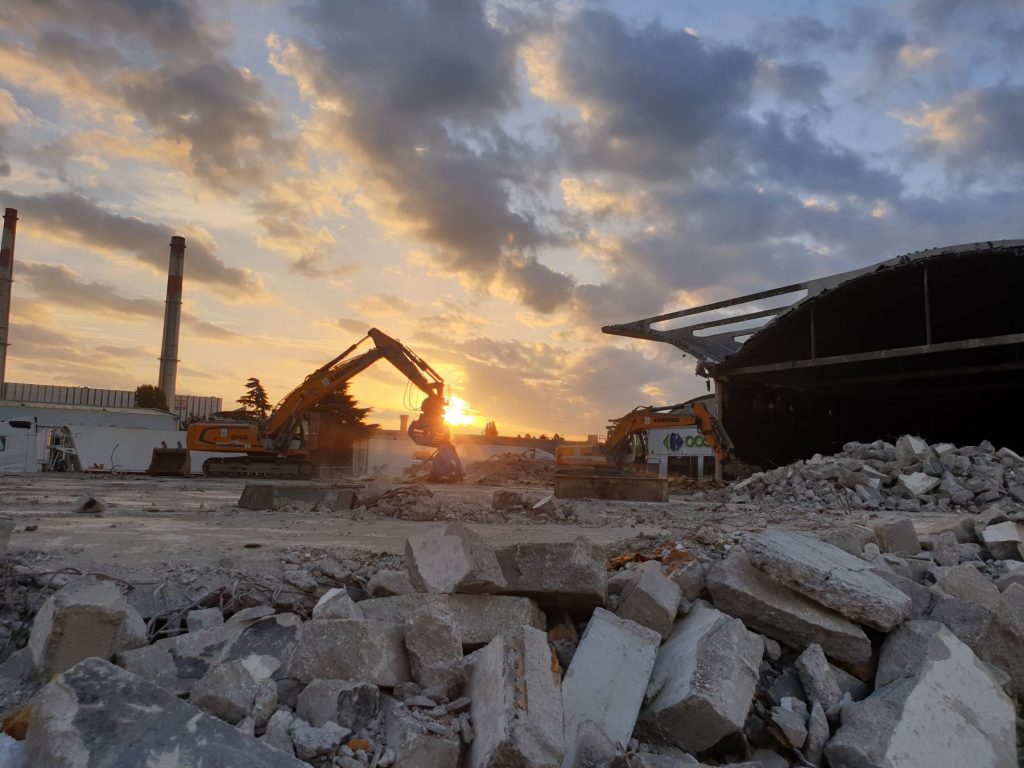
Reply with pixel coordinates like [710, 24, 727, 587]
[157, 235, 185, 406]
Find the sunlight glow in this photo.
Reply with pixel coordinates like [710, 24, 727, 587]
[444, 396, 477, 427]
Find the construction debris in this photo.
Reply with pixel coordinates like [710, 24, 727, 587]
[5, 440, 1024, 767]
[462, 453, 555, 486]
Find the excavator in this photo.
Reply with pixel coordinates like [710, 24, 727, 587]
[148, 328, 454, 479]
[555, 400, 733, 474]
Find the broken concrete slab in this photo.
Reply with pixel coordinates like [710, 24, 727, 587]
[357, 594, 546, 647]
[668, 561, 705, 602]
[221, 613, 302, 670]
[290, 718, 350, 761]
[190, 654, 279, 726]
[805, 699, 828, 764]
[405, 523, 506, 594]
[312, 587, 364, 620]
[898, 471, 941, 497]
[238, 483, 355, 510]
[466, 625, 563, 768]
[405, 605, 463, 691]
[981, 521, 1024, 561]
[825, 621, 1016, 768]
[297, 679, 380, 731]
[71, 495, 106, 515]
[29, 577, 147, 679]
[872, 519, 921, 554]
[617, 565, 682, 639]
[821, 524, 877, 557]
[933, 564, 1002, 611]
[743, 531, 912, 631]
[770, 699, 807, 748]
[186, 607, 224, 632]
[706, 548, 872, 665]
[25, 658, 306, 767]
[367, 570, 416, 597]
[385, 701, 461, 768]
[795, 643, 841, 710]
[871, 568, 932, 619]
[283, 619, 410, 686]
[496, 537, 607, 613]
[642, 601, 763, 754]
[931, 530, 961, 567]
[562, 609, 660, 767]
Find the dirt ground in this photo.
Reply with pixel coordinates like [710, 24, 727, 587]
[0, 472, 962, 586]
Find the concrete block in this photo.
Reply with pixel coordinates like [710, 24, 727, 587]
[770, 698, 807, 748]
[283, 619, 410, 686]
[115, 622, 244, 695]
[296, 679, 380, 731]
[821, 524, 877, 557]
[794, 643, 841, 710]
[805, 699, 828, 764]
[743, 531, 912, 631]
[367, 570, 416, 597]
[871, 568, 932, 618]
[26, 658, 306, 767]
[221, 613, 302, 669]
[312, 587, 364, 620]
[191, 654, 279, 725]
[186, 607, 224, 632]
[466, 626, 563, 768]
[617, 566, 682, 639]
[238, 483, 355, 510]
[935, 564, 1002, 610]
[706, 548, 872, 665]
[405, 605, 463, 691]
[385, 701, 461, 768]
[642, 601, 762, 753]
[497, 537, 607, 613]
[981, 521, 1024, 560]
[358, 594, 546, 647]
[261, 708, 297, 755]
[29, 577, 147, 678]
[898, 472, 941, 497]
[895, 435, 932, 463]
[872, 519, 921, 554]
[669, 561, 705, 602]
[405, 523, 506, 594]
[931, 530, 961, 566]
[826, 621, 1016, 768]
[562, 609, 660, 767]
[0, 516, 13, 554]
[290, 718, 350, 760]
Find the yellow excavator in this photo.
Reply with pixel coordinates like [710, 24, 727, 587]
[148, 328, 453, 478]
[555, 400, 733, 473]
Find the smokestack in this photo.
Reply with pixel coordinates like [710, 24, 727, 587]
[157, 235, 185, 408]
[0, 208, 17, 395]
[400, 414, 410, 432]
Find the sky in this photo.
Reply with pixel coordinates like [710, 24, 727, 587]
[0, 0, 1021, 438]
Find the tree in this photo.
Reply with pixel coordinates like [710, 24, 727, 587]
[483, 421, 498, 437]
[135, 384, 168, 412]
[308, 383, 378, 440]
[237, 378, 271, 419]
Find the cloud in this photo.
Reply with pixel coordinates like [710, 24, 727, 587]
[272, 0, 572, 312]
[1, 192, 265, 297]
[756, 60, 832, 111]
[17, 261, 239, 339]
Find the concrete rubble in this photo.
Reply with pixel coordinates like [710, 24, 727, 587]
[4, 444, 1024, 767]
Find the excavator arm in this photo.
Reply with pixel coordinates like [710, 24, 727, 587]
[263, 328, 450, 450]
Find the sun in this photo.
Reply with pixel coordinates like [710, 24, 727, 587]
[444, 396, 477, 427]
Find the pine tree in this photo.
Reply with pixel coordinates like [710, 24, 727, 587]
[308, 383, 378, 440]
[483, 421, 498, 437]
[237, 378, 271, 419]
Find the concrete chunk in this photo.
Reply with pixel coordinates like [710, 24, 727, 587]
[405, 605, 463, 691]
[406, 523, 507, 594]
[706, 548, 872, 665]
[826, 621, 1016, 768]
[115, 622, 244, 695]
[898, 472, 940, 497]
[296, 679, 380, 731]
[497, 537, 607, 613]
[312, 587, 364, 620]
[466, 626, 563, 768]
[562, 609, 660, 767]
[642, 601, 763, 754]
[744, 531, 912, 631]
[358, 594, 546, 647]
[191, 654, 279, 725]
[283, 619, 410, 686]
[386, 701, 461, 768]
[186, 607, 224, 632]
[981, 521, 1024, 561]
[872, 519, 921, 554]
[26, 658, 306, 767]
[794, 643, 841, 710]
[617, 566, 682, 639]
[29, 577, 146, 678]
[238, 484, 354, 510]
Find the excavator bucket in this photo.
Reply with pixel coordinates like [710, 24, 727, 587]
[407, 416, 450, 448]
[147, 447, 191, 477]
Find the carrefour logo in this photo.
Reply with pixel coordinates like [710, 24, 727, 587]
[663, 432, 706, 450]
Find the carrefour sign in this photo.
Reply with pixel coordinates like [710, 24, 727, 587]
[648, 428, 714, 457]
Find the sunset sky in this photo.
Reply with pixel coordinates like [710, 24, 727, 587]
[0, 0, 1021, 438]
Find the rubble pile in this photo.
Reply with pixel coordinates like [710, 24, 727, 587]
[728, 435, 1024, 513]
[462, 453, 555, 486]
[3, 515, 1024, 767]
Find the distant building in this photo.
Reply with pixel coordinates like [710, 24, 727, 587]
[0, 383, 221, 423]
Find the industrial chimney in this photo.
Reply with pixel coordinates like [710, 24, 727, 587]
[0, 208, 17, 396]
[157, 235, 185, 409]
